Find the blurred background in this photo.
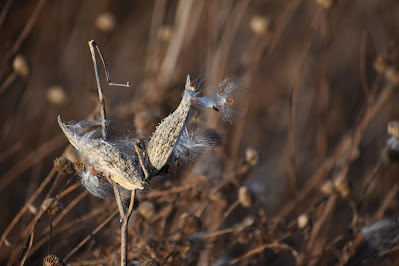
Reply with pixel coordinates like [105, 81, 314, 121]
[2, 0, 399, 265]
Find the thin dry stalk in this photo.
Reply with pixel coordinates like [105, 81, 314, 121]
[63, 209, 119, 262]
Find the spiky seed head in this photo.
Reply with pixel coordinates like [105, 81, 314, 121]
[238, 186, 254, 208]
[42, 198, 64, 217]
[138, 201, 155, 219]
[54, 157, 74, 174]
[43, 254, 65, 266]
[178, 213, 202, 235]
[13, 54, 29, 77]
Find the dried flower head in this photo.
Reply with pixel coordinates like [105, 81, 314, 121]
[320, 180, 334, 196]
[142, 258, 161, 266]
[12, 54, 30, 78]
[249, 16, 270, 35]
[43, 254, 65, 266]
[316, 0, 334, 8]
[238, 186, 254, 207]
[41, 198, 64, 217]
[95, 12, 117, 32]
[138, 201, 155, 219]
[333, 178, 351, 197]
[53, 157, 74, 174]
[178, 213, 202, 235]
[46, 85, 67, 106]
[297, 214, 310, 229]
[245, 147, 259, 166]
[374, 56, 388, 73]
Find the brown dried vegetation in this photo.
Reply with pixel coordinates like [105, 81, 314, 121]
[2, 0, 399, 265]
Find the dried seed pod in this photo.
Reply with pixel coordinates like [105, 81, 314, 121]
[147, 75, 195, 171]
[238, 186, 254, 208]
[53, 157, 74, 174]
[13, 54, 29, 77]
[42, 198, 64, 217]
[178, 213, 202, 235]
[297, 214, 309, 229]
[58, 116, 145, 190]
[43, 254, 65, 266]
[137, 201, 155, 219]
[142, 258, 161, 266]
[245, 147, 259, 166]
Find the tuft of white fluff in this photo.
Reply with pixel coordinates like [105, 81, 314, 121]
[361, 218, 399, 251]
[189, 78, 244, 123]
[79, 165, 112, 198]
[172, 125, 221, 162]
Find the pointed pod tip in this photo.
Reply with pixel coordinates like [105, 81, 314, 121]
[185, 74, 195, 92]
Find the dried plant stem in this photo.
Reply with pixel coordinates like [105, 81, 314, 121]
[228, 242, 300, 265]
[279, 81, 397, 218]
[89, 40, 137, 266]
[0, 0, 46, 81]
[48, 216, 53, 255]
[0, 134, 66, 192]
[0, 168, 56, 250]
[31, 208, 103, 255]
[121, 190, 136, 265]
[63, 209, 119, 262]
